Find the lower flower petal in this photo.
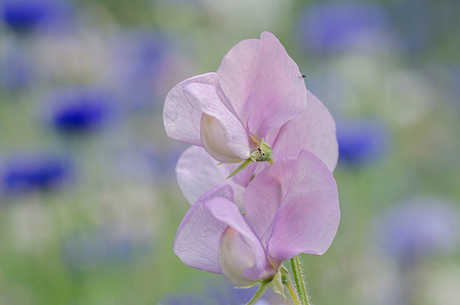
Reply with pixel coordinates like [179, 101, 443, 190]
[174, 185, 235, 274]
[205, 198, 276, 286]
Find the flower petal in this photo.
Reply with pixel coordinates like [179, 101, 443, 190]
[217, 38, 261, 116]
[174, 185, 235, 274]
[269, 91, 338, 172]
[183, 82, 250, 163]
[163, 73, 219, 146]
[176, 146, 245, 209]
[239, 32, 308, 141]
[244, 158, 297, 239]
[205, 198, 275, 286]
[267, 150, 340, 264]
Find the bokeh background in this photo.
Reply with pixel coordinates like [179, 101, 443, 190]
[1, 0, 459, 304]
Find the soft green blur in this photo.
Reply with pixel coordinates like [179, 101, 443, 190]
[0, 0, 459, 304]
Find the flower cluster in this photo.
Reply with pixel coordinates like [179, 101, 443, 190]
[163, 32, 340, 301]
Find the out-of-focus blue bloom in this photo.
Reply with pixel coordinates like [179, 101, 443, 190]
[1, 0, 72, 33]
[0, 154, 73, 195]
[48, 87, 114, 134]
[113, 31, 168, 109]
[374, 197, 460, 261]
[159, 280, 276, 305]
[297, 2, 392, 53]
[61, 227, 154, 270]
[0, 44, 34, 89]
[337, 119, 390, 167]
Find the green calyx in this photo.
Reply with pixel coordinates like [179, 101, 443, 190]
[226, 141, 274, 179]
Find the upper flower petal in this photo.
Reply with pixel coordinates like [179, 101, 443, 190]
[163, 73, 219, 146]
[266, 150, 340, 264]
[268, 90, 338, 172]
[205, 198, 275, 286]
[176, 146, 245, 209]
[217, 38, 260, 116]
[174, 185, 235, 274]
[183, 82, 250, 163]
[237, 32, 308, 141]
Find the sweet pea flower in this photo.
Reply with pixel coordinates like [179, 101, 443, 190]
[170, 34, 338, 206]
[176, 89, 337, 208]
[163, 32, 311, 165]
[174, 150, 340, 287]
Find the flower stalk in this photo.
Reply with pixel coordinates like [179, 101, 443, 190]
[246, 282, 269, 305]
[291, 255, 310, 305]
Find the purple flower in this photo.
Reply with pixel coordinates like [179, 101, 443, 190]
[1, 153, 73, 195]
[164, 32, 335, 165]
[174, 150, 339, 287]
[113, 31, 168, 109]
[297, 2, 391, 53]
[336, 119, 390, 167]
[169, 33, 337, 206]
[175, 90, 337, 208]
[374, 197, 460, 261]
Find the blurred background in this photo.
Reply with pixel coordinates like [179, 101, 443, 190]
[0, 0, 459, 304]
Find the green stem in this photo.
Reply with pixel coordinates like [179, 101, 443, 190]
[290, 255, 309, 305]
[285, 277, 302, 305]
[246, 282, 269, 305]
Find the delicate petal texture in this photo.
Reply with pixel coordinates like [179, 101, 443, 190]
[239, 32, 308, 141]
[217, 38, 261, 116]
[206, 198, 274, 285]
[163, 73, 219, 146]
[174, 185, 234, 274]
[269, 91, 338, 171]
[267, 150, 340, 264]
[182, 82, 250, 162]
[176, 146, 245, 208]
[244, 158, 296, 238]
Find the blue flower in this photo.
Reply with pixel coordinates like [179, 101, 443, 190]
[374, 197, 460, 261]
[159, 280, 277, 305]
[1, 153, 73, 195]
[113, 31, 168, 109]
[1, 0, 72, 33]
[297, 2, 391, 53]
[336, 119, 390, 167]
[48, 87, 113, 134]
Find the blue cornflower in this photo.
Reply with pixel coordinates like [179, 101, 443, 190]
[1, 154, 73, 195]
[113, 31, 168, 108]
[374, 197, 460, 261]
[1, 0, 72, 33]
[297, 2, 391, 53]
[48, 87, 113, 134]
[336, 119, 390, 167]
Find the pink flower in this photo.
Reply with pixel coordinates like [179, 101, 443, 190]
[176, 90, 337, 208]
[163, 32, 311, 164]
[174, 150, 340, 287]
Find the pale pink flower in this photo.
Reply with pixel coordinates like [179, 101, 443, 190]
[176, 90, 337, 208]
[167, 32, 338, 207]
[174, 150, 340, 287]
[163, 32, 311, 164]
